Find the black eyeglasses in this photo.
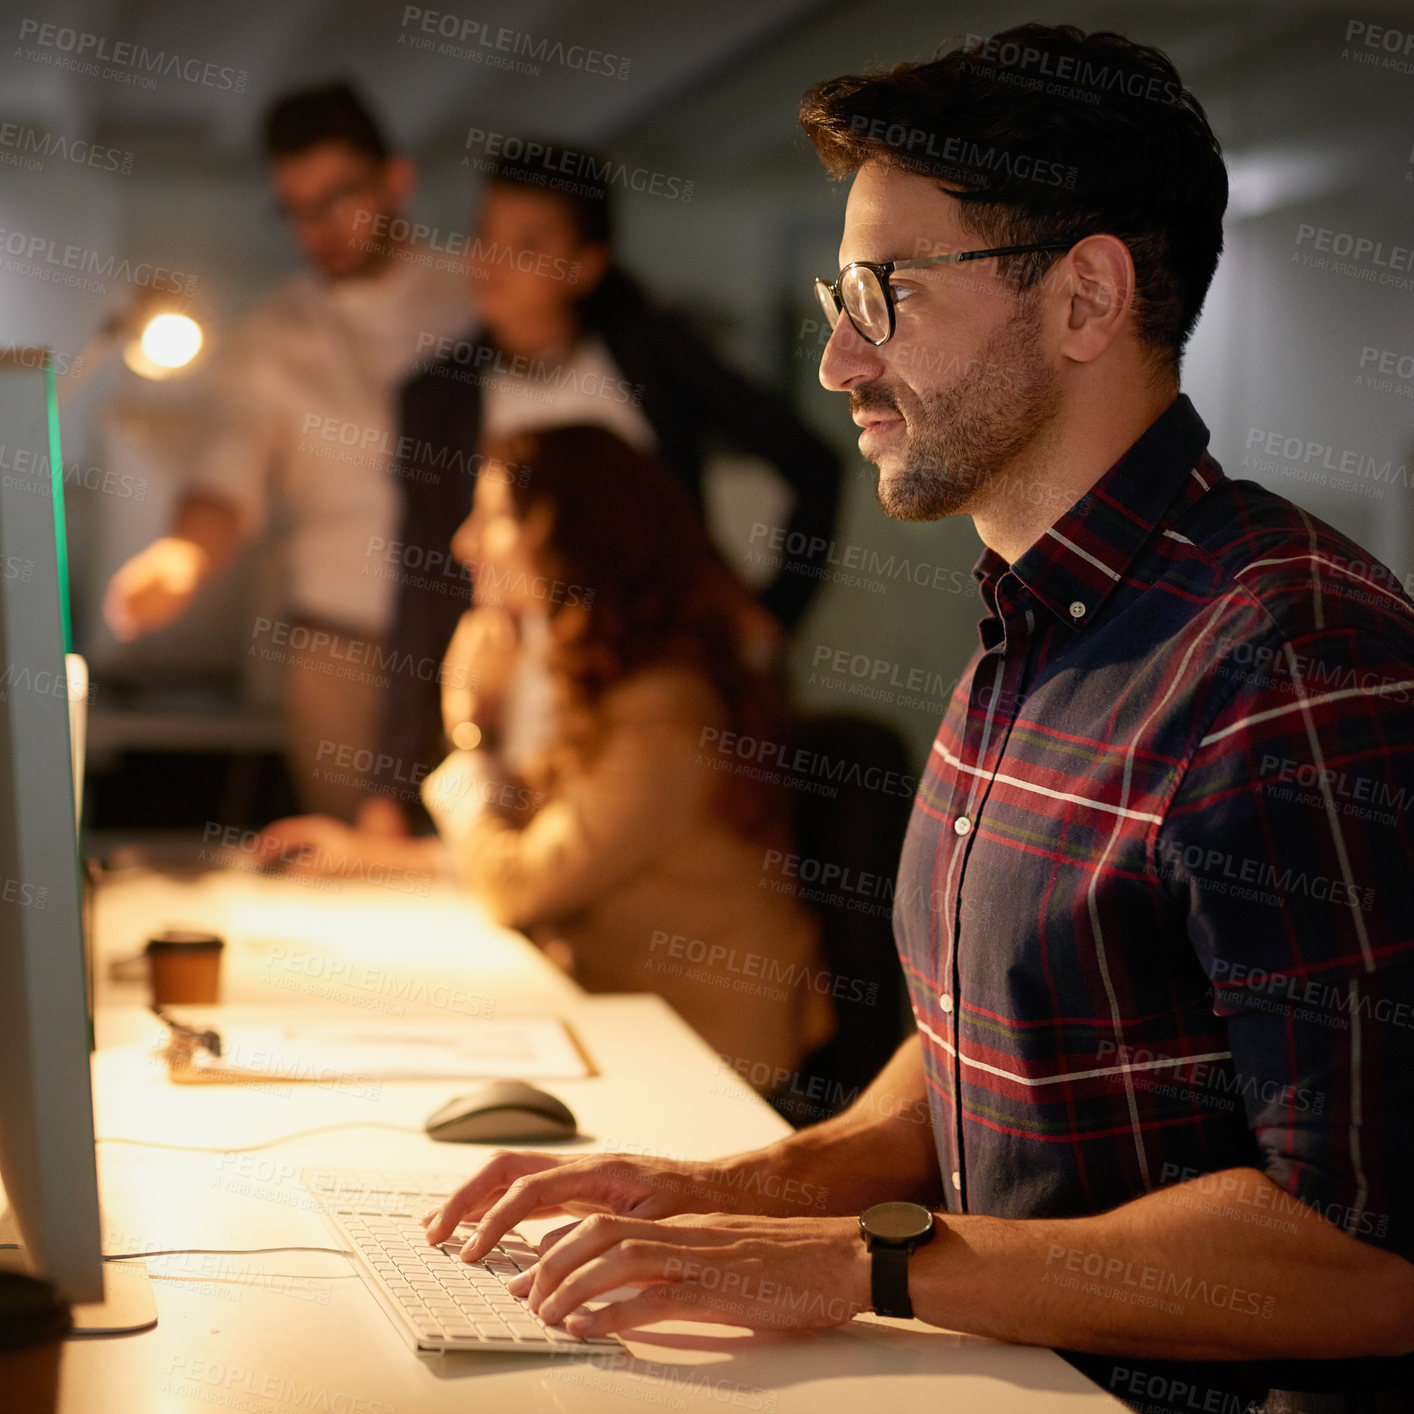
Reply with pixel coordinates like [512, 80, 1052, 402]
[814, 242, 1073, 346]
[272, 172, 381, 230]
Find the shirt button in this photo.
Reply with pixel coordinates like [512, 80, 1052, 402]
[951, 1170, 963, 1191]
[939, 993, 954, 1014]
[953, 815, 972, 836]
[1068, 600, 1086, 619]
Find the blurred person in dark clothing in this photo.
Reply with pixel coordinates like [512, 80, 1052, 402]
[359, 141, 843, 836]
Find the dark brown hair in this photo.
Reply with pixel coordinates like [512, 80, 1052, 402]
[263, 80, 389, 163]
[487, 423, 790, 837]
[485, 140, 613, 246]
[799, 24, 1227, 368]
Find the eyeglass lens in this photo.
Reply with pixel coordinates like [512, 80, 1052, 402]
[840, 266, 889, 341]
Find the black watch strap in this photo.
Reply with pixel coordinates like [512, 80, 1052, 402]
[870, 1242, 913, 1319]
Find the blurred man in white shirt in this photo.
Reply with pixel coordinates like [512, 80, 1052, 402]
[103, 81, 468, 818]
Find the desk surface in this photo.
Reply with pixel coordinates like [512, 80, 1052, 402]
[91, 864, 581, 1034]
[59, 869, 1123, 1413]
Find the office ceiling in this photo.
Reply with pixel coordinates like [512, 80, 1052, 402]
[0, 0, 839, 153]
[3, 0, 1406, 169]
[1, 0, 1406, 246]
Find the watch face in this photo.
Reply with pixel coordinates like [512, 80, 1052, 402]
[861, 1201, 934, 1244]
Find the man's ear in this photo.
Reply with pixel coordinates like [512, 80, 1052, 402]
[1056, 234, 1135, 364]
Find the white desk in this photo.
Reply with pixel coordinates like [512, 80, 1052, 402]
[60, 867, 1124, 1413]
[90, 865, 582, 1033]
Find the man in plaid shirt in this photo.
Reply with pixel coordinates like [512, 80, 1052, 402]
[423, 24, 1413, 1412]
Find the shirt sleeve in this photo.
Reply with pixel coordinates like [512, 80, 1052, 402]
[434, 669, 721, 930]
[1157, 622, 1414, 1260]
[183, 316, 286, 537]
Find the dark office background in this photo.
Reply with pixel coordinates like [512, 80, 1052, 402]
[2, 0, 1411, 828]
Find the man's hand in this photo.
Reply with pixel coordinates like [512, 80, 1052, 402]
[355, 795, 411, 837]
[423, 1147, 821, 1259]
[509, 1212, 869, 1337]
[255, 812, 440, 879]
[103, 496, 241, 641]
[103, 536, 211, 640]
[254, 813, 359, 874]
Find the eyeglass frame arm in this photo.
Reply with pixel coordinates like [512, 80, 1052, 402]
[815, 241, 1075, 346]
[888, 241, 1072, 272]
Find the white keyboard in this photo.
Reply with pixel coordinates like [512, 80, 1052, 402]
[303, 1170, 622, 1354]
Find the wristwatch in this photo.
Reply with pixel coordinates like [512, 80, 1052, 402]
[858, 1201, 936, 1319]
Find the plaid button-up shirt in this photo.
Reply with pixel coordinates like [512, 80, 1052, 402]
[895, 394, 1414, 1266]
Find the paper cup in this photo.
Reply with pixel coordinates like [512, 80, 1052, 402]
[146, 930, 224, 1006]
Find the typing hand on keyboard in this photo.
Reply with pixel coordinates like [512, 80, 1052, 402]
[422, 1147, 794, 1262]
[311, 1174, 622, 1352]
[418, 1151, 864, 1340]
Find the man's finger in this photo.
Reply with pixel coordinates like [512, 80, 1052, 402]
[103, 575, 146, 640]
[457, 1157, 655, 1261]
[424, 1152, 565, 1244]
[528, 1218, 760, 1322]
[535, 1219, 583, 1256]
[525, 1214, 664, 1310]
[457, 1167, 594, 1261]
[536, 1237, 684, 1327]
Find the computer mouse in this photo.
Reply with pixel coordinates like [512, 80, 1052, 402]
[423, 1081, 578, 1143]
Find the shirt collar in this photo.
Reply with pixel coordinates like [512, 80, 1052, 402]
[972, 394, 1216, 630]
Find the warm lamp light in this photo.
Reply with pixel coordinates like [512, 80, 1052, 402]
[140, 313, 202, 368]
[122, 312, 204, 380]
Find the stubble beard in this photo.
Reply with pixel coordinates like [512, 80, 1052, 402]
[863, 293, 1061, 523]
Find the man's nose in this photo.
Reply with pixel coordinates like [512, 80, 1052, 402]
[819, 316, 885, 392]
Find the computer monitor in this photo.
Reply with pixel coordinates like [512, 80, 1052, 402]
[0, 351, 133, 1323]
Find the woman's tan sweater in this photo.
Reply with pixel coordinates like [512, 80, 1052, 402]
[440, 665, 832, 1086]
